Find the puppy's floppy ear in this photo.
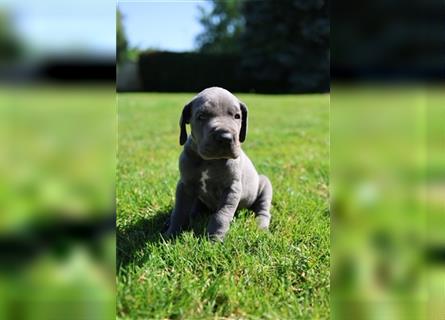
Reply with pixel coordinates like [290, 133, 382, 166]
[179, 100, 192, 145]
[239, 101, 248, 143]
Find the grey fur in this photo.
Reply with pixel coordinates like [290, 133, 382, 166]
[165, 87, 272, 241]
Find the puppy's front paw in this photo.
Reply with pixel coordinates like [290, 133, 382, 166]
[162, 218, 170, 232]
[208, 233, 225, 243]
[161, 231, 173, 240]
[255, 215, 270, 230]
[162, 227, 179, 240]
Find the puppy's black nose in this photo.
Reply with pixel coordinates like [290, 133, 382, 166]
[214, 131, 233, 144]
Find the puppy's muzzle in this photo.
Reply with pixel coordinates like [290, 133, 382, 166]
[212, 129, 234, 146]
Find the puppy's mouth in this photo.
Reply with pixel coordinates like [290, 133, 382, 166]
[198, 144, 240, 160]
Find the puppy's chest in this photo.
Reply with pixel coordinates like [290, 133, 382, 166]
[195, 165, 232, 206]
[196, 166, 227, 194]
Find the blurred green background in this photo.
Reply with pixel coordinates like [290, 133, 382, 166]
[331, 85, 445, 320]
[0, 86, 116, 320]
[0, 0, 116, 317]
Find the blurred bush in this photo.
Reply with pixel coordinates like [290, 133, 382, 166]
[137, 51, 250, 92]
[0, 10, 23, 63]
[137, 49, 329, 93]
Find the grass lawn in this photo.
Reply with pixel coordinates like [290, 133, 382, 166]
[117, 92, 330, 319]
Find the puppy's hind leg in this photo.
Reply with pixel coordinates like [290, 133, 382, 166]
[251, 175, 272, 230]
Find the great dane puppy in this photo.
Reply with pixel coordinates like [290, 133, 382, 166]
[165, 87, 272, 241]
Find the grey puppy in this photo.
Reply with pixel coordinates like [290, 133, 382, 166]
[165, 87, 272, 241]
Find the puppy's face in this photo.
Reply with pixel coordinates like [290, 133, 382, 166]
[180, 88, 248, 160]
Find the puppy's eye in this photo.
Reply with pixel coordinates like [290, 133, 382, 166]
[234, 114, 241, 120]
[197, 114, 207, 121]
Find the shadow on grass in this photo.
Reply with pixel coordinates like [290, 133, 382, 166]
[117, 209, 171, 270]
[117, 209, 210, 270]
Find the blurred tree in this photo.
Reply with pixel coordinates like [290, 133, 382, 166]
[331, 1, 445, 80]
[241, 0, 329, 92]
[0, 11, 23, 62]
[116, 8, 128, 64]
[195, 0, 244, 54]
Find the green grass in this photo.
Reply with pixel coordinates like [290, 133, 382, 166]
[117, 92, 330, 319]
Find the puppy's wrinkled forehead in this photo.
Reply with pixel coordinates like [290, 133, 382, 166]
[193, 87, 240, 115]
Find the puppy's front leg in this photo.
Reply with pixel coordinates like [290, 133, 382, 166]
[165, 181, 195, 238]
[207, 183, 241, 241]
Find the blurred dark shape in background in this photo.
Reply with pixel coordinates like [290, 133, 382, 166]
[331, 0, 445, 318]
[1, 53, 114, 84]
[138, 51, 247, 92]
[0, 10, 24, 63]
[241, 0, 329, 93]
[118, 0, 330, 93]
[331, 0, 445, 81]
[39, 56, 115, 82]
[0, 1, 115, 319]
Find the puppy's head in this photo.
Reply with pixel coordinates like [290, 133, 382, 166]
[179, 87, 248, 160]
